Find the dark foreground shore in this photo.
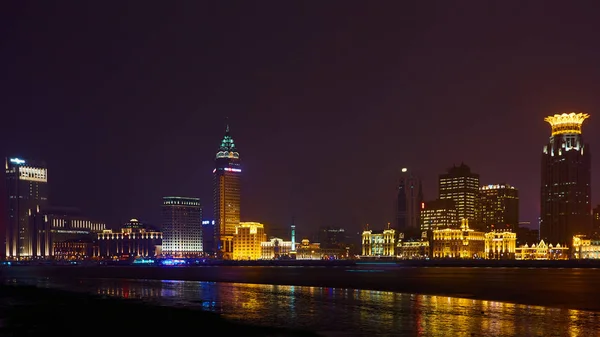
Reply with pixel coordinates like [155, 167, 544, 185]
[0, 285, 320, 337]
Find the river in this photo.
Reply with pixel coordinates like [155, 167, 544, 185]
[2, 265, 600, 336]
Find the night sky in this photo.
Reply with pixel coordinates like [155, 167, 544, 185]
[2, 2, 600, 237]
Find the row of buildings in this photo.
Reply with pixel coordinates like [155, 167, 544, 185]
[361, 219, 600, 260]
[395, 112, 596, 249]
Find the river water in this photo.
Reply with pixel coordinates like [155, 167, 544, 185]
[6, 274, 600, 336]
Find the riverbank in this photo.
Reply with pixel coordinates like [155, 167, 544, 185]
[3, 265, 600, 312]
[0, 284, 321, 336]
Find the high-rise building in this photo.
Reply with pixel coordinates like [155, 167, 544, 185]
[439, 163, 480, 229]
[396, 168, 423, 235]
[480, 184, 519, 232]
[232, 222, 266, 260]
[420, 198, 458, 231]
[213, 123, 241, 259]
[4, 157, 48, 259]
[162, 196, 202, 257]
[202, 219, 216, 254]
[593, 205, 600, 238]
[541, 112, 592, 245]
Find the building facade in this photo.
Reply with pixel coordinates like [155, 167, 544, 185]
[572, 235, 600, 259]
[214, 124, 241, 259]
[4, 157, 48, 259]
[202, 220, 216, 255]
[515, 240, 569, 260]
[396, 168, 423, 236]
[260, 237, 295, 259]
[162, 196, 202, 257]
[541, 113, 592, 245]
[232, 222, 266, 260]
[361, 227, 396, 257]
[420, 198, 458, 231]
[484, 230, 516, 259]
[432, 219, 485, 258]
[31, 206, 105, 258]
[480, 184, 519, 232]
[439, 163, 480, 230]
[96, 219, 162, 259]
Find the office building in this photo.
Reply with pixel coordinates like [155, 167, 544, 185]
[361, 225, 396, 257]
[4, 157, 48, 259]
[439, 163, 480, 229]
[162, 196, 202, 257]
[431, 219, 485, 258]
[31, 206, 105, 258]
[540, 112, 592, 245]
[480, 184, 519, 231]
[214, 123, 241, 259]
[396, 168, 423, 235]
[232, 222, 266, 260]
[420, 198, 458, 231]
[96, 219, 162, 259]
[202, 220, 216, 254]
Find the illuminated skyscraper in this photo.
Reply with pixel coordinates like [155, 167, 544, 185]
[4, 157, 48, 258]
[232, 222, 266, 260]
[396, 168, 423, 235]
[439, 163, 480, 229]
[420, 198, 458, 231]
[541, 112, 592, 245]
[480, 184, 519, 232]
[162, 196, 202, 257]
[213, 123, 241, 259]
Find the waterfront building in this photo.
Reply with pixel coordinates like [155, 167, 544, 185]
[439, 163, 480, 230]
[515, 240, 569, 260]
[480, 184, 519, 231]
[431, 219, 485, 258]
[232, 222, 266, 260]
[296, 239, 321, 260]
[484, 230, 516, 259]
[96, 219, 162, 259]
[214, 123, 241, 259]
[396, 240, 429, 259]
[361, 226, 396, 257]
[30, 206, 105, 259]
[202, 220, 216, 255]
[4, 157, 48, 259]
[420, 198, 458, 231]
[396, 168, 423, 236]
[162, 196, 202, 257]
[541, 112, 592, 245]
[260, 237, 295, 259]
[572, 235, 600, 259]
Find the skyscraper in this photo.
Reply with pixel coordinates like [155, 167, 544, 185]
[4, 157, 48, 259]
[162, 196, 202, 257]
[541, 112, 592, 245]
[213, 123, 241, 259]
[439, 163, 480, 229]
[396, 168, 423, 235]
[480, 184, 519, 232]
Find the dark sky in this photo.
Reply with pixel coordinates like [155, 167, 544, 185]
[2, 1, 600, 238]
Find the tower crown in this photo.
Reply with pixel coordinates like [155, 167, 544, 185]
[216, 123, 240, 159]
[544, 112, 589, 136]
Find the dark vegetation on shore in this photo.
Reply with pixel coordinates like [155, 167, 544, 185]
[0, 285, 321, 337]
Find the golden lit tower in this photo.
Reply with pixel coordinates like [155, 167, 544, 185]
[213, 122, 241, 259]
[541, 112, 591, 245]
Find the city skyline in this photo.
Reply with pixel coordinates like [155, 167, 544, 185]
[2, 2, 600, 235]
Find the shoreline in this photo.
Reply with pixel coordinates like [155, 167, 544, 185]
[0, 284, 320, 336]
[4, 265, 600, 312]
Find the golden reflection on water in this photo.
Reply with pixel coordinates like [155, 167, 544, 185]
[91, 280, 600, 336]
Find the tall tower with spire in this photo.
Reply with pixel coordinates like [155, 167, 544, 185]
[213, 120, 241, 259]
[541, 112, 591, 245]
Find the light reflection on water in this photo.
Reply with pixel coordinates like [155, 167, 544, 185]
[13, 278, 600, 336]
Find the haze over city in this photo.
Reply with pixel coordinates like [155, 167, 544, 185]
[2, 1, 600, 236]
